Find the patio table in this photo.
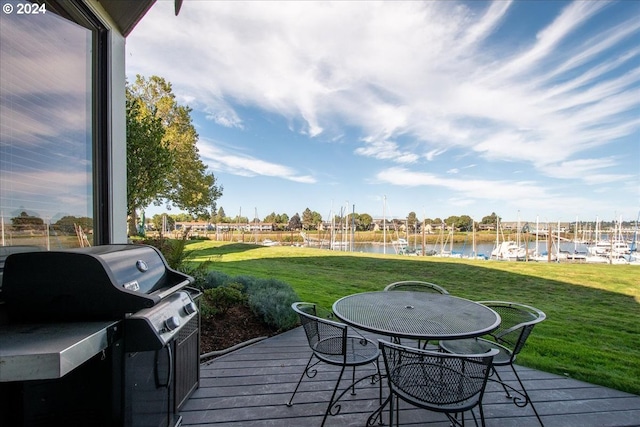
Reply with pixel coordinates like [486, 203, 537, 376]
[332, 291, 501, 341]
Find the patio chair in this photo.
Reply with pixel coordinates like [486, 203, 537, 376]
[287, 302, 382, 427]
[383, 280, 450, 294]
[377, 339, 497, 427]
[439, 301, 546, 426]
[384, 280, 449, 348]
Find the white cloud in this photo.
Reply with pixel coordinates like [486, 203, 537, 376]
[127, 1, 639, 172]
[198, 139, 316, 184]
[127, 1, 640, 220]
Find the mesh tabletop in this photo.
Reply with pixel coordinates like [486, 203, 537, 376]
[332, 291, 501, 340]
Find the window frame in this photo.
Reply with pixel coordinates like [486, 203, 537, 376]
[37, 0, 112, 244]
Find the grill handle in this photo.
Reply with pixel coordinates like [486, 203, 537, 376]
[155, 278, 193, 300]
[155, 344, 173, 388]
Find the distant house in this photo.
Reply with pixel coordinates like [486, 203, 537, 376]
[478, 223, 496, 231]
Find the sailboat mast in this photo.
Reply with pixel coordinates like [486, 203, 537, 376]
[472, 218, 476, 258]
[351, 204, 355, 252]
[574, 215, 578, 252]
[535, 216, 539, 257]
[383, 196, 386, 255]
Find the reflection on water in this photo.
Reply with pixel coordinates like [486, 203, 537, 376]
[346, 241, 592, 257]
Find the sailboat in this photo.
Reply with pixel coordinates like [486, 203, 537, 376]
[490, 216, 530, 261]
[586, 216, 631, 262]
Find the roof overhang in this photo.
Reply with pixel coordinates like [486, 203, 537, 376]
[98, 0, 157, 37]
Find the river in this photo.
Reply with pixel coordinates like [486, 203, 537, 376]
[331, 241, 592, 258]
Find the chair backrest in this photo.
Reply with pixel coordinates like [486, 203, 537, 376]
[383, 280, 449, 294]
[379, 339, 497, 410]
[479, 301, 546, 358]
[292, 302, 347, 358]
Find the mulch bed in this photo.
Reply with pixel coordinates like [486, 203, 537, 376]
[200, 304, 280, 354]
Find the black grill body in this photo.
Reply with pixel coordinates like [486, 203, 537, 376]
[0, 244, 200, 427]
[2, 244, 190, 321]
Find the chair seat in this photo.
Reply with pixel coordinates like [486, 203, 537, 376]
[314, 335, 380, 366]
[440, 338, 513, 366]
[390, 362, 484, 412]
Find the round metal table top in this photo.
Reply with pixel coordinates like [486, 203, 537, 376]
[332, 291, 501, 341]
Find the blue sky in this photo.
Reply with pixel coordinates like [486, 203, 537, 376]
[126, 0, 640, 223]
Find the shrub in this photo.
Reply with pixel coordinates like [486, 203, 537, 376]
[201, 271, 300, 331]
[202, 270, 232, 290]
[249, 286, 299, 331]
[201, 283, 246, 316]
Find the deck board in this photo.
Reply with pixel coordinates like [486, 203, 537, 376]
[180, 327, 640, 426]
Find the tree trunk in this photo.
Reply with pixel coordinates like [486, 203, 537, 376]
[128, 211, 138, 237]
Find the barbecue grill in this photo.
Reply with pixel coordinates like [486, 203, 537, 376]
[0, 244, 201, 427]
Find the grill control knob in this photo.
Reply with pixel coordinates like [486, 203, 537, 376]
[184, 301, 197, 315]
[165, 316, 180, 331]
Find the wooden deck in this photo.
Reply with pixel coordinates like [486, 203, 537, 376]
[179, 327, 640, 426]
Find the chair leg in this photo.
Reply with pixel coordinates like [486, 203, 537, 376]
[322, 365, 347, 427]
[287, 353, 316, 407]
[491, 364, 544, 427]
[477, 403, 487, 427]
[510, 364, 544, 427]
[351, 366, 356, 395]
[492, 366, 512, 397]
[365, 361, 385, 427]
[389, 393, 396, 427]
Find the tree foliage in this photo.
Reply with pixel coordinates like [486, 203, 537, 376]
[481, 212, 500, 224]
[263, 212, 290, 224]
[357, 213, 373, 231]
[301, 208, 323, 230]
[54, 216, 93, 234]
[288, 213, 302, 230]
[126, 92, 171, 235]
[126, 75, 222, 235]
[444, 215, 474, 231]
[407, 211, 418, 229]
[11, 212, 44, 229]
[150, 214, 175, 233]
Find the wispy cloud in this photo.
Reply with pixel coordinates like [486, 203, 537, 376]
[198, 139, 315, 184]
[128, 1, 639, 172]
[127, 1, 640, 219]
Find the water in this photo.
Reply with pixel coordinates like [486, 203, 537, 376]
[338, 241, 592, 258]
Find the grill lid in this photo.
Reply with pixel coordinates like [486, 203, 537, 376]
[2, 244, 193, 321]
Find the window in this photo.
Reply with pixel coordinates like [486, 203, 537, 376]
[0, 1, 107, 249]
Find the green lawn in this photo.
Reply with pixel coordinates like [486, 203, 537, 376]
[184, 240, 640, 395]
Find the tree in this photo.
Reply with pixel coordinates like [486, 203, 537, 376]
[358, 213, 373, 231]
[263, 212, 278, 223]
[458, 215, 474, 232]
[288, 213, 302, 231]
[172, 213, 195, 222]
[126, 94, 171, 236]
[126, 75, 222, 235]
[54, 216, 93, 234]
[276, 213, 290, 230]
[445, 215, 474, 231]
[213, 207, 227, 223]
[301, 208, 323, 230]
[407, 211, 418, 231]
[151, 213, 175, 234]
[481, 212, 500, 225]
[301, 208, 313, 230]
[11, 212, 44, 230]
[231, 215, 248, 224]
